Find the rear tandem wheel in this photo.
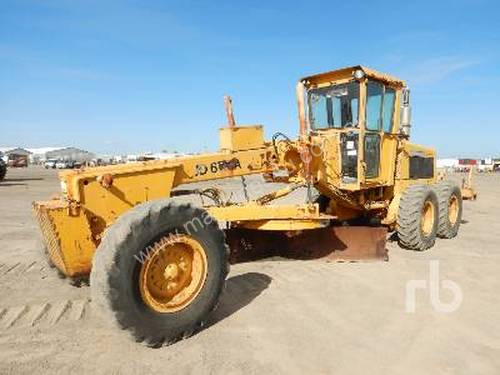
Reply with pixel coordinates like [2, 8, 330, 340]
[397, 184, 439, 251]
[435, 180, 463, 238]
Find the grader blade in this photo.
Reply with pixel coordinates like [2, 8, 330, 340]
[225, 226, 388, 264]
[287, 226, 388, 262]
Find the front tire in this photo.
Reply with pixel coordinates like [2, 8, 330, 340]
[397, 185, 439, 251]
[90, 200, 229, 347]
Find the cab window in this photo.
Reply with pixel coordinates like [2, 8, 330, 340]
[366, 82, 383, 131]
[382, 88, 395, 132]
[308, 81, 360, 129]
[366, 81, 396, 132]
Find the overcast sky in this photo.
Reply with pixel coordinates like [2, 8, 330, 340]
[1, 0, 499, 157]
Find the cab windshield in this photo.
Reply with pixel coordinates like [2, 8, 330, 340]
[307, 81, 360, 130]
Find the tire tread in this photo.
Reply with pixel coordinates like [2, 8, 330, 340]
[397, 184, 438, 251]
[90, 199, 229, 347]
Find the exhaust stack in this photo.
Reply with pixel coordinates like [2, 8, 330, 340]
[400, 87, 412, 137]
[224, 95, 236, 128]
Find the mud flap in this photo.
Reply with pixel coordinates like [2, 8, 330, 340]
[225, 226, 388, 264]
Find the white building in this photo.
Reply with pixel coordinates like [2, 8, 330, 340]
[27, 147, 66, 163]
[436, 158, 459, 168]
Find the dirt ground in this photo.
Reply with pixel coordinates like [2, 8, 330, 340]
[0, 166, 499, 374]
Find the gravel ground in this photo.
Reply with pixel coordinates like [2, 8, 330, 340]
[0, 166, 499, 374]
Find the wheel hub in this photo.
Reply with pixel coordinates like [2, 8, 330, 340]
[139, 235, 208, 313]
[448, 195, 459, 225]
[421, 200, 435, 236]
[164, 263, 180, 280]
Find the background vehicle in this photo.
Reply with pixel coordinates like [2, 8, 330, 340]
[55, 160, 77, 169]
[55, 160, 67, 169]
[34, 66, 466, 347]
[0, 156, 6, 181]
[7, 157, 27, 168]
[44, 159, 57, 169]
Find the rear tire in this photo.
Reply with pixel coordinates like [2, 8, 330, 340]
[90, 200, 229, 347]
[435, 180, 462, 238]
[397, 185, 439, 251]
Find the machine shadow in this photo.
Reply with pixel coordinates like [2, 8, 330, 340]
[0, 182, 28, 187]
[4, 177, 44, 182]
[204, 272, 272, 329]
[388, 232, 399, 242]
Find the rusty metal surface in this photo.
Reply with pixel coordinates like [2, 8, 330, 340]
[224, 95, 236, 128]
[226, 226, 388, 264]
[287, 226, 388, 262]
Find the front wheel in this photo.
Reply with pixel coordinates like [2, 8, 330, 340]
[90, 200, 229, 347]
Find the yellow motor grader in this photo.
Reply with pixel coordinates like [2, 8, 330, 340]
[33, 66, 464, 346]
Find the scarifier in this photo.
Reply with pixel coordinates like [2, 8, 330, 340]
[33, 66, 467, 346]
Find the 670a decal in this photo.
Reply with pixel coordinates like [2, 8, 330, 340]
[195, 158, 241, 176]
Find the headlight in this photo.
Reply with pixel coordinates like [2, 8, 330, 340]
[353, 69, 365, 80]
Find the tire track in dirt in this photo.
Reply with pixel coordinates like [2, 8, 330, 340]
[0, 261, 47, 279]
[0, 298, 90, 331]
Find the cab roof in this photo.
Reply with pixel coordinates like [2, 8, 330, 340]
[300, 65, 405, 88]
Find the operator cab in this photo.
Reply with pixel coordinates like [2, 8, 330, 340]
[298, 66, 409, 189]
